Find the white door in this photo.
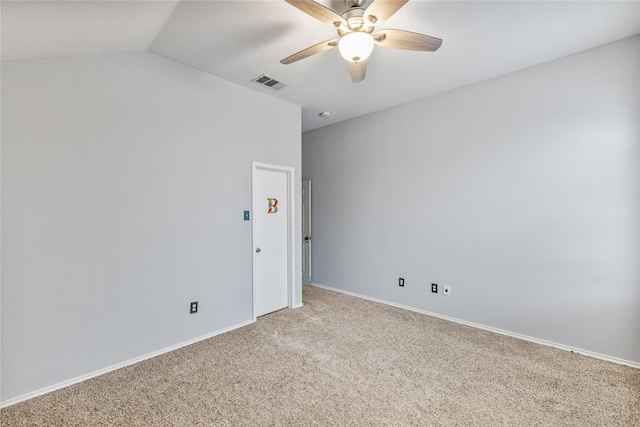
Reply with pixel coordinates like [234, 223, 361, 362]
[302, 180, 311, 285]
[252, 163, 292, 317]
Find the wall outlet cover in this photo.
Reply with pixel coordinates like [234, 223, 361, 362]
[190, 301, 198, 313]
[431, 283, 438, 293]
[399, 278, 405, 287]
[443, 286, 451, 296]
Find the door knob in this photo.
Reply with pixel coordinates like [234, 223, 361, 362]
[304, 236, 309, 241]
[256, 247, 261, 253]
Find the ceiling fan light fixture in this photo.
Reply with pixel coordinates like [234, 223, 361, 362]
[338, 32, 374, 63]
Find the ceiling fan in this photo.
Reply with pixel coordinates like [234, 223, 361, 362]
[281, 0, 442, 83]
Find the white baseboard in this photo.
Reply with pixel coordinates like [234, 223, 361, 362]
[0, 319, 255, 409]
[310, 282, 640, 370]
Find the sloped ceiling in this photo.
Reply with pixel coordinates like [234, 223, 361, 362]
[2, 1, 639, 131]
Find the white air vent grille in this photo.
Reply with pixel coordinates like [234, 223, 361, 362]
[252, 74, 288, 91]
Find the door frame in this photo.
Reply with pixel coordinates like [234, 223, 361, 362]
[302, 180, 311, 285]
[251, 161, 296, 321]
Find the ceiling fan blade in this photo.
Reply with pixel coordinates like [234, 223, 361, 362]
[373, 29, 442, 51]
[363, 0, 409, 26]
[285, 0, 347, 28]
[348, 60, 367, 83]
[281, 39, 339, 64]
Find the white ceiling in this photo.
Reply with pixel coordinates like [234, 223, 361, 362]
[2, 0, 639, 131]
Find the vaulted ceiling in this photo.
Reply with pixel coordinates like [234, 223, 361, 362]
[2, 1, 639, 131]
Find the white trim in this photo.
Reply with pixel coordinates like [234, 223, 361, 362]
[309, 282, 640, 370]
[251, 162, 296, 320]
[302, 180, 312, 285]
[0, 319, 255, 409]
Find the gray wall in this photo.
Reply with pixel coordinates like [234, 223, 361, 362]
[303, 36, 639, 364]
[1, 52, 302, 403]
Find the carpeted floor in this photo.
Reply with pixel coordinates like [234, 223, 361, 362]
[2, 285, 639, 426]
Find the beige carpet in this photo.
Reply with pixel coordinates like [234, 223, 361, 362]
[2, 285, 639, 426]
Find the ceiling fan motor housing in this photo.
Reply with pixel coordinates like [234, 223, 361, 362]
[338, 8, 375, 36]
[345, 0, 366, 9]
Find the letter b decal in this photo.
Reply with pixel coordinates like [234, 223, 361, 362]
[267, 198, 278, 214]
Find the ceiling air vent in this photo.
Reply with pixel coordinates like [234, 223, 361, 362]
[252, 74, 288, 91]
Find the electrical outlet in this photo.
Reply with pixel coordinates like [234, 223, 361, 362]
[399, 278, 405, 287]
[431, 283, 438, 293]
[443, 286, 451, 296]
[190, 301, 198, 314]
